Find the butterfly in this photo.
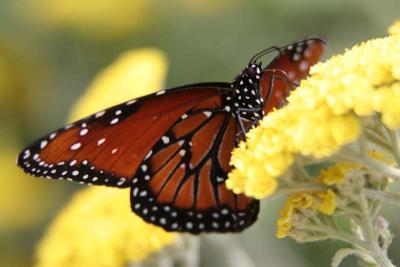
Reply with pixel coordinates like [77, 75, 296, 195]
[17, 38, 325, 234]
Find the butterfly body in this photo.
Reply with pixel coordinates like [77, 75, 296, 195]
[17, 38, 325, 233]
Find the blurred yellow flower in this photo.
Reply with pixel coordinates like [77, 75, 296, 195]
[317, 162, 359, 186]
[0, 147, 60, 230]
[227, 22, 400, 199]
[276, 190, 336, 238]
[69, 48, 167, 121]
[29, 0, 150, 39]
[36, 48, 176, 266]
[35, 187, 176, 267]
[388, 20, 400, 35]
[174, 0, 243, 15]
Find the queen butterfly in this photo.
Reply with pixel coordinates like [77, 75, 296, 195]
[17, 38, 325, 234]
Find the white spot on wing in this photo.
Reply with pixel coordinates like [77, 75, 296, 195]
[110, 118, 119, 125]
[117, 177, 126, 186]
[186, 222, 193, 229]
[203, 111, 212, 118]
[70, 142, 81, 150]
[40, 140, 48, 149]
[97, 138, 106, 146]
[126, 100, 136, 105]
[156, 90, 166, 95]
[80, 128, 89, 136]
[95, 111, 105, 118]
[299, 60, 309, 72]
[23, 150, 31, 159]
[162, 136, 170, 144]
[145, 150, 152, 159]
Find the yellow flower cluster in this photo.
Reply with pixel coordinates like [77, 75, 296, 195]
[0, 148, 60, 230]
[276, 190, 336, 238]
[227, 22, 400, 199]
[69, 48, 167, 121]
[35, 187, 177, 267]
[388, 20, 400, 36]
[317, 162, 359, 185]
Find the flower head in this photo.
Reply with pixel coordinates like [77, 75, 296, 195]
[227, 25, 400, 199]
[35, 187, 176, 267]
[388, 20, 400, 36]
[317, 162, 359, 186]
[276, 189, 336, 238]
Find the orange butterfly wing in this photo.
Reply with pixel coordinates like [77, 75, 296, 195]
[261, 38, 326, 113]
[18, 84, 228, 187]
[130, 110, 259, 233]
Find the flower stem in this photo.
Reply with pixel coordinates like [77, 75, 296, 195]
[371, 245, 396, 267]
[273, 183, 327, 198]
[363, 189, 400, 206]
[336, 147, 400, 180]
[293, 159, 313, 181]
[387, 129, 400, 165]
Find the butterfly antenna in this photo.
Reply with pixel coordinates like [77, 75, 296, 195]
[249, 46, 282, 64]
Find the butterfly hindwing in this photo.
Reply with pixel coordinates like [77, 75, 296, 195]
[130, 110, 259, 233]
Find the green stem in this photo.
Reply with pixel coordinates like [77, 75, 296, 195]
[387, 129, 400, 166]
[363, 189, 400, 206]
[273, 183, 327, 198]
[292, 159, 313, 181]
[356, 194, 376, 243]
[361, 155, 400, 180]
[303, 225, 369, 250]
[371, 245, 396, 267]
[336, 147, 400, 180]
[304, 225, 396, 267]
[365, 130, 393, 153]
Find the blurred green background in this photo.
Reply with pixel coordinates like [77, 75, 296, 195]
[1, 0, 400, 266]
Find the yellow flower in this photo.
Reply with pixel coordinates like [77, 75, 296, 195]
[0, 147, 60, 230]
[28, 0, 150, 39]
[368, 150, 396, 166]
[35, 187, 176, 267]
[36, 48, 176, 266]
[314, 190, 336, 215]
[388, 20, 400, 35]
[276, 190, 336, 238]
[227, 22, 400, 199]
[69, 48, 167, 121]
[373, 83, 400, 129]
[317, 162, 359, 186]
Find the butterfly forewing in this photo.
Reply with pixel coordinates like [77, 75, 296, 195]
[261, 38, 326, 113]
[17, 84, 230, 188]
[130, 110, 259, 233]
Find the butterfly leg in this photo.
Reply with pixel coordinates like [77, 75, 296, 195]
[262, 68, 296, 104]
[234, 107, 262, 140]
